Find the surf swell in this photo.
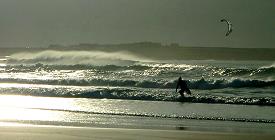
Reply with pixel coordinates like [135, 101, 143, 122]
[0, 86, 274, 106]
[2, 52, 275, 106]
[0, 77, 274, 90]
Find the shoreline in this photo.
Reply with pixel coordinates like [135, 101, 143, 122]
[0, 123, 274, 140]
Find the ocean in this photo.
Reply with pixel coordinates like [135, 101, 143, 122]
[0, 49, 275, 133]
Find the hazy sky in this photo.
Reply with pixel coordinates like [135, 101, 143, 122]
[0, 0, 274, 48]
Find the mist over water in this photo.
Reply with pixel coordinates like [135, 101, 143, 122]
[8, 50, 152, 66]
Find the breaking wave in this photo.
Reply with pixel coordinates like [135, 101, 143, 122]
[7, 50, 152, 66]
[2, 52, 275, 106]
[4, 62, 275, 78]
[0, 78, 274, 90]
[0, 86, 274, 106]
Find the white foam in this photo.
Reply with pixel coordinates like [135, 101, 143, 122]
[8, 50, 152, 66]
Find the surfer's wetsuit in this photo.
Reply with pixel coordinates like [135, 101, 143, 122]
[176, 77, 191, 97]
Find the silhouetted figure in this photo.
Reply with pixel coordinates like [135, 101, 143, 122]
[176, 77, 191, 97]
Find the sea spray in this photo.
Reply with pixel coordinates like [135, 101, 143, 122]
[8, 50, 153, 66]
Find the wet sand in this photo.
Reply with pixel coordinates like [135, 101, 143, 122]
[0, 124, 274, 140]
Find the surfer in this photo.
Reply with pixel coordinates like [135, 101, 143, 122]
[176, 77, 191, 97]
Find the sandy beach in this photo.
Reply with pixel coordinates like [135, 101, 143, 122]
[0, 123, 274, 140]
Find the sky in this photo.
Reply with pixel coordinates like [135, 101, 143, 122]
[0, 0, 274, 48]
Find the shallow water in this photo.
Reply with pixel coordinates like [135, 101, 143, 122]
[0, 95, 275, 133]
